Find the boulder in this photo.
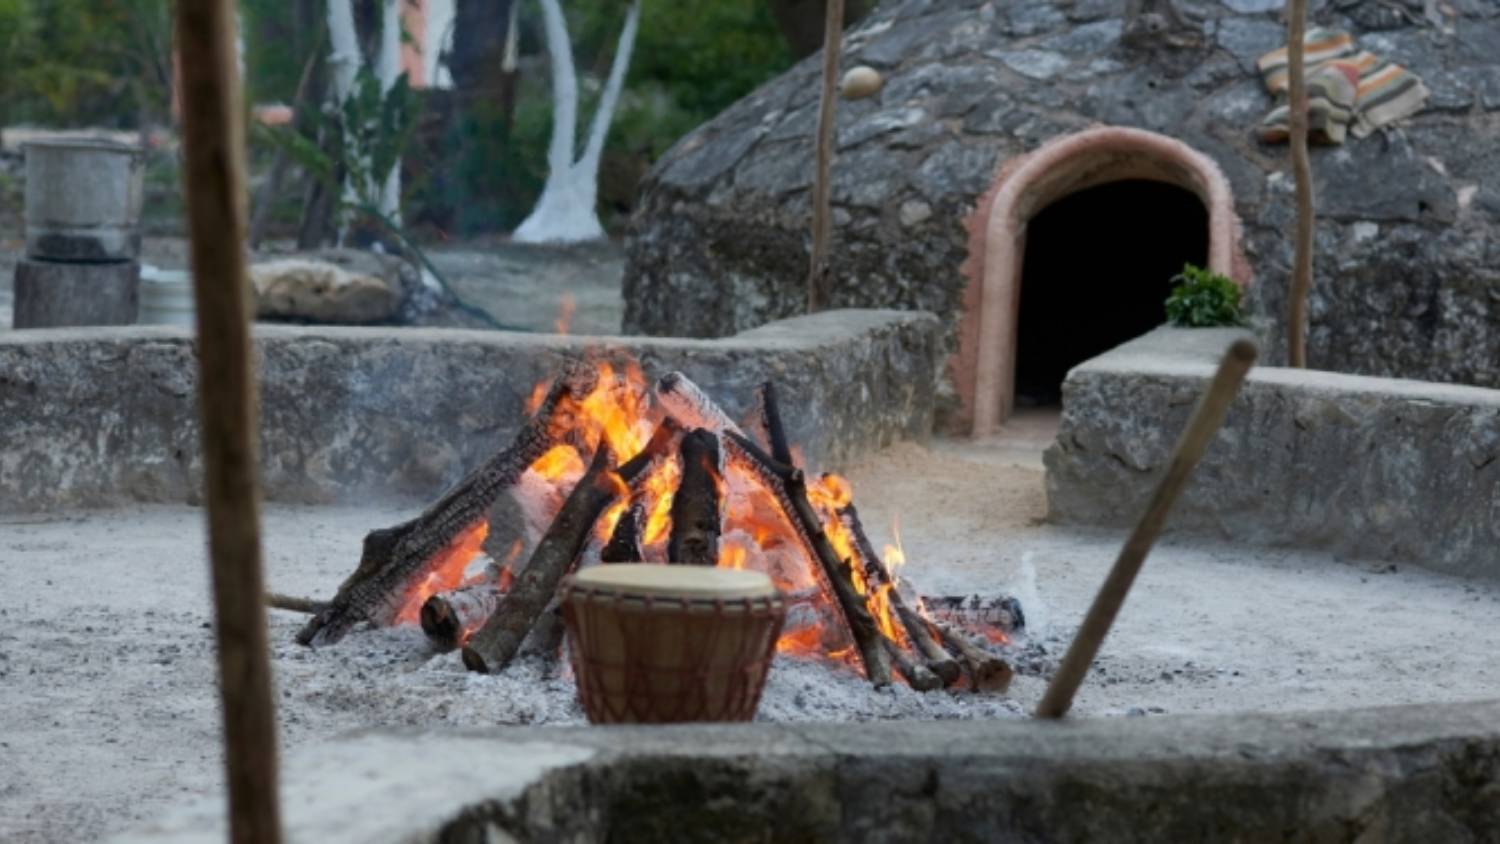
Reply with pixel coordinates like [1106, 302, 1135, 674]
[249, 249, 414, 324]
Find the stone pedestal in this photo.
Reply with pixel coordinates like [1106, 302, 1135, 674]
[13, 259, 140, 328]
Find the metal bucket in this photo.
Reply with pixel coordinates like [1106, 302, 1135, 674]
[23, 139, 145, 262]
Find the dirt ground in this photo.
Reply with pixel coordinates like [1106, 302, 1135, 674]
[3, 439, 1500, 841]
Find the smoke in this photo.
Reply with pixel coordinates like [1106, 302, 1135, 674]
[1010, 551, 1047, 637]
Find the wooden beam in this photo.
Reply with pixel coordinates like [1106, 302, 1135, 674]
[174, 0, 283, 839]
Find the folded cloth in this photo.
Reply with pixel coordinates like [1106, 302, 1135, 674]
[1256, 27, 1429, 143]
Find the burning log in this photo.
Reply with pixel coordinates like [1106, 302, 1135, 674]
[419, 582, 504, 652]
[462, 422, 676, 674]
[837, 502, 961, 686]
[755, 381, 795, 467]
[667, 429, 721, 565]
[920, 595, 1025, 640]
[881, 636, 943, 691]
[296, 365, 599, 647]
[600, 501, 645, 563]
[723, 430, 893, 687]
[934, 621, 1014, 694]
[462, 445, 620, 674]
[656, 371, 743, 437]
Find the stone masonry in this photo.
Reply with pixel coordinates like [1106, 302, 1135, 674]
[625, 0, 1500, 391]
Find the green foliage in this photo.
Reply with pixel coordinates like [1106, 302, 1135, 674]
[1165, 264, 1245, 328]
[258, 67, 421, 223]
[0, 0, 172, 127]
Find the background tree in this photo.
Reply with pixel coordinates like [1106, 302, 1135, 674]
[766, 0, 869, 58]
[512, 0, 641, 243]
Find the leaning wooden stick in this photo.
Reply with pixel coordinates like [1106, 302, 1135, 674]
[806, 0, 845, 311]
[1036, 339, 1258, 719]
[174, 0, 282, 839]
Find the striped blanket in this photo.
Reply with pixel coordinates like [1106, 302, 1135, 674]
[1257, 28, 1428, 144]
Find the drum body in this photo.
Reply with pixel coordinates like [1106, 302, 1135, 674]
[561, 565, 786, 724]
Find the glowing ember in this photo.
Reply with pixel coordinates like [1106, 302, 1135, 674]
[394, 521, 489, 625]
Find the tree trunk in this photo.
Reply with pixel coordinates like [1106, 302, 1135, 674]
[767, 0, 871, 59]
[1286, 0, 1314, 368]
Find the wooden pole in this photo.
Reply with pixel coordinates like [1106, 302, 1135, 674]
[1035, 339, 1258, 719]
[1286, 0, 1314, 368]
[806, 0, 844, 312]
[174, 1, 283, 840]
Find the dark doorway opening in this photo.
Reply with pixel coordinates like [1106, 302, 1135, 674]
[1014, 179, 1209, 407]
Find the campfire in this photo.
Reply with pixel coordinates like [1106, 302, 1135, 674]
[294, 362, 1019, 692]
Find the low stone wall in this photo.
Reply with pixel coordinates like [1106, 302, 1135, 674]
[0, 310, 942, 513]
[118, 698, 1500, 842]
[1045, 327, 1500, 579]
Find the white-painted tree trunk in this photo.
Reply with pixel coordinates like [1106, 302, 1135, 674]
[376, 0, 404, 223]
[513, 0, 641, 244]
[326, 0, 362, 239]
[425, 0, 457, 88]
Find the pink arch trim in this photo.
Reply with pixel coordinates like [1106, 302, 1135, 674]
[961, 126, 1250, 436]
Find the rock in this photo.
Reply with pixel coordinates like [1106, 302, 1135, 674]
[840, 66, 884, 100]
[249, 250, 411, 325]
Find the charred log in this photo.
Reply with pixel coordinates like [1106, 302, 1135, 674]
[837, 501, 961, 686]
[461, 423, 673, 674]
[297, 365, 599, 647]
[667, 429, 722, 565]
[266, 592, 328, 615]
[420, 582, 504, 652]
[656, 372, 742, 437]
[723, 430, 893, 687]
[756, 381, 794, 467]
[600, 501, 646, 563]
[935, 622, 1014, 694]
[921, 594, 1026, 639]
[462, 445, 620, 674]
[882, 636, 943, 692]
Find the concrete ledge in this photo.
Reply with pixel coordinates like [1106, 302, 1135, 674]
[0, 310, 942, 513]
[1045, 327, 1500, 578]
[118, 698, 1500, 842]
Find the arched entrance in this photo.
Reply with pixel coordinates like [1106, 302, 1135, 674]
[958, 127, 1250, 436]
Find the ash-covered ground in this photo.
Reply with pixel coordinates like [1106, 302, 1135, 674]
[4, 442, 1500, 842]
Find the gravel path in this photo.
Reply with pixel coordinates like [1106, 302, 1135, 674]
[3, 442, 1499, 841]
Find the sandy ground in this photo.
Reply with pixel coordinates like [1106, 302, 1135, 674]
[3, 441, 1500, 841]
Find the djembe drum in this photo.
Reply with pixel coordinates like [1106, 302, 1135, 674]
[560, 564, 786, 724]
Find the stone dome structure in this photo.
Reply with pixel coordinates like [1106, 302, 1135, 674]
[623, 0, 1500, 431]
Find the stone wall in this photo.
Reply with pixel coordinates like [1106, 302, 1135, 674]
[0, 310, 942, 513]
[1045, 327, 1500, 579]
[120, 699, 1500, 842]
[625, 0, 1500, 391]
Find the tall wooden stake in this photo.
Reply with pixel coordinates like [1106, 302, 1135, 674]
[1035, 340, 1257, 719]
[806, 0, 844, 312]
[175, 2, 283, 841]
[1286, 0, 1314, 368]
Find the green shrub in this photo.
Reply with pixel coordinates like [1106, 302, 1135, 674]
[1164, 263, 1244, 327]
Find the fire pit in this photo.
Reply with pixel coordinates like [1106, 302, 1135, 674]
[294, 361, 1020, 695]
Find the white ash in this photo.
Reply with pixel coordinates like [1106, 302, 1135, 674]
[276, 622, 1029, 728]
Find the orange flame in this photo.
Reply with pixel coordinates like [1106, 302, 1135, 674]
[395, 521, 490, 624]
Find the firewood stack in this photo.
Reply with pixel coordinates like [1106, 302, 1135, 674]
[295, 362, 1018, 692]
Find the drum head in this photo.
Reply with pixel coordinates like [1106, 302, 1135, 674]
[572, 563, 776, 600]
